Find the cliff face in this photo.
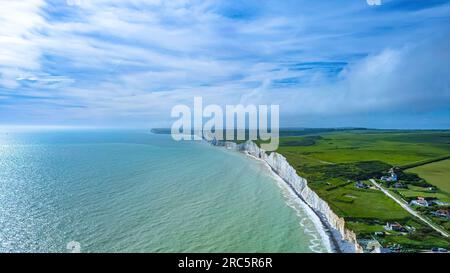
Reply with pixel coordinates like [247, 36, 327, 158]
[216, 140, 363, 253]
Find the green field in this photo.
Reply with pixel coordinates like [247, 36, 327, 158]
[277, 130, 450, 167]
[407, 159, 450, 194]
[390, 185, 450, 204]
[274, 129, 450, 251]
[312, 181, 410, 220]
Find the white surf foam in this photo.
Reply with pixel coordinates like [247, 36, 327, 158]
[243, 151, 333, 253]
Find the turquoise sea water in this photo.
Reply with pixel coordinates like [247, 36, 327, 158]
[0, 129, 328, 253]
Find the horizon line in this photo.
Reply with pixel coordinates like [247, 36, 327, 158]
[2, 125, 450, 131]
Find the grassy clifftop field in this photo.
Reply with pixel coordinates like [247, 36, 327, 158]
[407, 159, 450, 193]
[278, 130, 450, 165]
[274, 129, 450, 252]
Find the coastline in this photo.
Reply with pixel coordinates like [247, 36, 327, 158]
[208, 139, 364, 253]
[243, 151, 335, 253]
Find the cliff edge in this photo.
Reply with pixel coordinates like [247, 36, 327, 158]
[212, 139, 364, 253]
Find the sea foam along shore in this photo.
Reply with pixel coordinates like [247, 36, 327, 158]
[244, 150, 333, 253]
[207, 138, 364, 253]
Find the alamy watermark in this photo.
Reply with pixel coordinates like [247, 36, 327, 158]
[367, 0, 382, 6]
[170, 97, 280, 151]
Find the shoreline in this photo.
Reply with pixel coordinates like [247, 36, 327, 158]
[209, 140, 363, 253]
[242, 151, 336, 253]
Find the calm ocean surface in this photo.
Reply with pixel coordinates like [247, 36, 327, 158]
[0, 129, 328, 253]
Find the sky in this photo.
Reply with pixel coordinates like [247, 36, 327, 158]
[0, 0, 449, 129]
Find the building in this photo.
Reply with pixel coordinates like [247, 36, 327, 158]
[380, 248, 392, 253]
[358, 239, 382, 253]
[393, 182, 407, 189]
[355, 181, 369, 189]
[431, 200, 449, 206]
[380, 171, 398, 182]
[432, 247, 448, 253]
[409, 197, 429, 207]
[366, 240, 382, 253]
[390, 172, 398, 182]
[385, 222, 406, 232]
[432, 209, 450, 219]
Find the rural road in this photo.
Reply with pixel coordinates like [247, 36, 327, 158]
[369, 179, 449, 238]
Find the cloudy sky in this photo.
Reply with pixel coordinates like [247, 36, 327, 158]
[0, 0, 449, 128]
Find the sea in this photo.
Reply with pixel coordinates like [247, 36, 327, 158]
[0, 128, 329, 253]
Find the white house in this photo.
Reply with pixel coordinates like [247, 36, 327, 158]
[409, 197, 429, 207]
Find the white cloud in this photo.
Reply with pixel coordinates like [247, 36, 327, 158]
[249, 37, 450, 117]
[0, 0, 46, 88]
[0, 0, 449, 127]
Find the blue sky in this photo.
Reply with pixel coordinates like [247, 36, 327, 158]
[0, 0, 449, 128]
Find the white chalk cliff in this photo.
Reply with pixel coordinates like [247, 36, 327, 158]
[212, 139, 363, 253]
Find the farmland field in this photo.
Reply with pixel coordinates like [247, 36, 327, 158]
[274, 129, 450, 251]
[390, 185, 450, 204]
[277, 130, 450, 167]
[407, 159, 450, 194]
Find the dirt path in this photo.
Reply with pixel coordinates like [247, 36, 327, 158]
[369, 179, 448, 238]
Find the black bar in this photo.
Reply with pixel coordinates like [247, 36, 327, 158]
[0, 253, 448, 272]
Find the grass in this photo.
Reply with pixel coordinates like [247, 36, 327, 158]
[380, 232, 450, 250]
[379, 217, 449, 250]
[277, 130, 450, 166]
[313, 183, 410, 221]
[346, 221, 385, 235]
[390, 186, 450, 203]
[274, 129, 450, 251]
[400, 155, 450, 170]
[407, 159, 450, 194]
